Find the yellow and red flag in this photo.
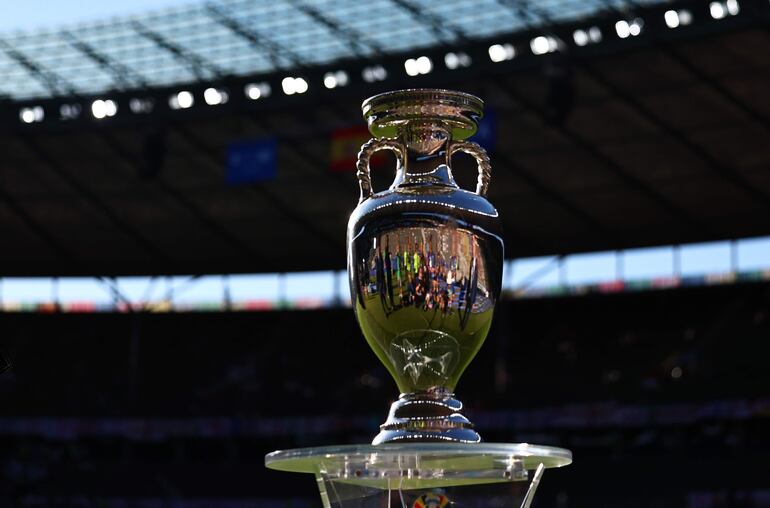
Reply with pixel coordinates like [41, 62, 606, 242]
[329, 125, 385, 172]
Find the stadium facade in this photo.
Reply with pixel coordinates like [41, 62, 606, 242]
[0, 1, 769, 507]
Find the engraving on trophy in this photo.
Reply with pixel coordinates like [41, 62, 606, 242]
[353, 225, 498, 394]
[390, 331, 459, 386]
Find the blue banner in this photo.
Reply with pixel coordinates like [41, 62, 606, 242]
[226, 138, 277, 184]
[471, 109, 497, 153]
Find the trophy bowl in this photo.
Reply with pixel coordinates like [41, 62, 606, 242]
[347, 89, 504, 444]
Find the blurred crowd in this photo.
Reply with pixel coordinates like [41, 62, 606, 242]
[0, 282, 768, 506]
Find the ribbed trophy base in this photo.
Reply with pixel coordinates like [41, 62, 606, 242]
[372, 389, 481, 444]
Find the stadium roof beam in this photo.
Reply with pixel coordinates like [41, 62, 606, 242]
[94, 130, 265, 267]
[252, 104, 594, 252]
[579, 1, 770, 212]
[578, 61, 770, 214]
[131, 21, 225, 81]
[663, 48, 770, 131]
[493, 1, 718, 233]
[389, 0, 468, 43]
[170, 124, 342, 254]
[0, 39, 75, 96]
[492, 149, 618, 245]
[0, 175, 72, 264]
[14, 134, 176, 268]
[63, 31, 147, 90]
[204, 3, 305, 70]
[245, 112, 355, 200]
[495, 0, 566, 44]
[492, 80, 711, 235]
[601, 0, 770, 130]
[237, 64, 610, 247]
[286, 0, 383, 59]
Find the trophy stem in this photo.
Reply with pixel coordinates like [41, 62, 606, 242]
[373, 388, 481, 444]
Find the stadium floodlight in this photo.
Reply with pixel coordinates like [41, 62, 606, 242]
[573, 29, 589, 46]
[404, 58, 419, 76]
[59, 104, 81, 120]
[19, 109, 35, 124]
[664, 9, 692, 28]
[129, 98, 154, 114]
[19, 106, 44, 123]
[404, 56, 432, 76]
[574, 27, 602, 46]
[710, 1, 727, 18]
[444, 52, 471, 69]
[203, 87, 228, 105]
[91, 99, 117, 119]
[488, 43, 515, 62]
[615, 20, 630, 38]
[616, 18, 643, 38]
[282, 77, 296, 95]
[711, 0, 739, 18]
[445, 52, 458, 69]
[282, 77, 308, 95]
[362, 65, 387, 82]
[588, 26, 602, 43]
[664, 10, 680, 28]
[530, 36, 558, 55]
[668, 9, 692, 28]
[244, 82, 271, 100]
[416, 56, 432, 74]
[531, 36, 548, 54]
[323, 70, 349, 89]
[169, 91, 194, 109]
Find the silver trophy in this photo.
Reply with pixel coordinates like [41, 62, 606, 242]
[267, 89, 571, 508]
[347, 89, 503, 444]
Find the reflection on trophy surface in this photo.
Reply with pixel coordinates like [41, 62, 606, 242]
[352, 226, 497, 393]
[347, 89, 504, 444]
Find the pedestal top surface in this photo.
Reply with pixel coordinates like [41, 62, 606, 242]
[266, 443, 572, 478]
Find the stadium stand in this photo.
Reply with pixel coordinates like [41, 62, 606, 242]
[0, 0, 769, 507]
[1, 282, 768, 506]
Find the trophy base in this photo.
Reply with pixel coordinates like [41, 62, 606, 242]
[373, 390, 480, 445]
[265, 443, 572, 508]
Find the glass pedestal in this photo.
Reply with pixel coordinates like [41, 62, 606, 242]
[266, 443, 572, 508]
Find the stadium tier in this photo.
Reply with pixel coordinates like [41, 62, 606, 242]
[1, 283, 769, 506]
[0, 236, 769, 312]
[0, 1, 769, 507]
[0, 0, 769, 275]
[0, 0, 728, 100]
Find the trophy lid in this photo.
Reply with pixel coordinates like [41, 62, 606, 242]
[362, 89, 484, 140]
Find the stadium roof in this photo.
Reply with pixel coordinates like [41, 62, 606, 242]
[0, 0, 665, 100]
[0, 0, 769, 276]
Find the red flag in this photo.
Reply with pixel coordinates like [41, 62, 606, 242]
[329, 125, 385, 172]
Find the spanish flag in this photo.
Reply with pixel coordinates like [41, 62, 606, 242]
[329, 125, 385, 172]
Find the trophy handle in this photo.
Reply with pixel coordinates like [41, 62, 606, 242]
[449, 141, 492, 197]
[356, 138, 405, 202]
